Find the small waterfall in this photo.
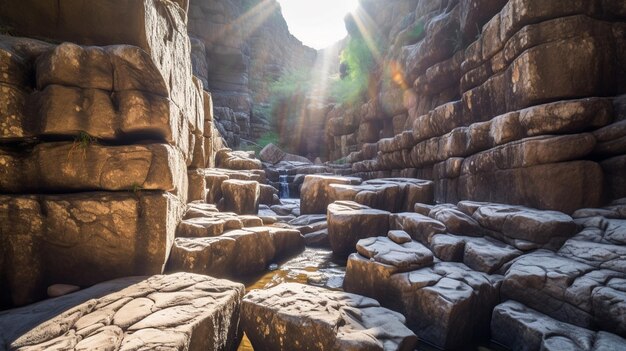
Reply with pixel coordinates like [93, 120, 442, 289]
[278, 173, 290, 199]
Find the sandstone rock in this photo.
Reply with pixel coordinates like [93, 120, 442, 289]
[0, 142, 187, 198]
[176, 217, 226, 238]
[429, 234, 466, 262]
[492, 300, 626, 351]
[345, 260, 501, 349]
[167, 227, 303, 278]
[462, 236, 522, 274]
[303, 229, 330, 247]
[466, 201, 578, 250]
[387, 230, 412, 244]
[356, 237, 433, 272]
[47, 284, 80, 298]
[559, 238, 626, 274]
[457, 160, 603, 214]
[241, 283, 417, 351]
[428, 205, 486, 236]
[221, 180, 260, 215]
[216, 148, 262, 170]
[389, 213, 446, 245]
[259, 143, 312, 165]
[327, 201, 390, 257]
[0, 191, 184, 306]
[0, 273, 243, 351]
[300, 175, 361, 214]
[502, 250, 626, 335]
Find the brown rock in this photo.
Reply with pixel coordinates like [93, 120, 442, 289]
[221, 179, 260, 215]
[300, 175, 361, 214]
[327, 201, 390, 257]
[242, 283, 417, 351]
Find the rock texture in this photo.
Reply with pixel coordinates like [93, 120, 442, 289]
[0, 273, 244, 351]
[322, 0, 626, 213]
[241, 283, 417, 351]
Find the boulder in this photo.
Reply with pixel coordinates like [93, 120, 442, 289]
[0, 273, 243, 351]
[300, 175, 361, 214]
[259, 143, 312, 164]
[221, 180, 260, 215]
[241, 283, 417, 351]
[327, 201, 390, 257]
[216, 148, 262, 170]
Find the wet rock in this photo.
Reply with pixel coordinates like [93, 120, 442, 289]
[0, 273, 243, 351]
[221, 179, 260, 215]
[492, 300, 626, 351]
[327, 201, 390, 257]
[303, 229, 330, 247]
[300, 175, 361, 214]
[241, 283, 417, 351]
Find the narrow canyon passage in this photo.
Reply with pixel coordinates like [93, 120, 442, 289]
[1, 0, 626, 350]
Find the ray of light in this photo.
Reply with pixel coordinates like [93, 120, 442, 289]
[207, 0, 278, 45]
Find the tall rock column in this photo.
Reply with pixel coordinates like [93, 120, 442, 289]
[0, 0, 206, 307]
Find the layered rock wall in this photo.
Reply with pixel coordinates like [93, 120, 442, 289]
[188, 0, 316, 147]
[325, 0, 626, 213]
[0, 0, 211, 308]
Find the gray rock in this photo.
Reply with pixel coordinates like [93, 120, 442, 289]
[0, 273, 244, 351]
[356, 237, 433, 272]
[241, 283, 417, 351]
[389, 212, 446, 245]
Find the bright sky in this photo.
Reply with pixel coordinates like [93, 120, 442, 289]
[276, 0, 359, 50]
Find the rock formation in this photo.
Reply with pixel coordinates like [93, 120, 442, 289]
[323, 0, 626, 214]
[0, 0, 625, 350]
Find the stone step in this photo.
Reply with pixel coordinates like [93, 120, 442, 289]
[241, 283, 417, 351]
[0, 273, 243, 351]
[327, 201, 390, 257]
[492, 300, 626, 351]
[167, 226, 304, 278]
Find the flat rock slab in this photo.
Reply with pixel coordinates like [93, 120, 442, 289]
[241, 283, 417, 351]
[0, 191, 184, 307]
[502, 250, 626, 336]
[461, 201, 578, 250]
[356, 237, 433, 272]
[0, 272, 244, 351]
[327, 201, 390, 257]
[216, 149, 262, 170]
[167, 226, 304, 278]
[492, 300, 626, 351]
[300, 175, 362, 214]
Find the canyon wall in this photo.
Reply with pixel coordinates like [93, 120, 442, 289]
[188, 0, 316, 147]
[325, 0, 626, 213]
[0, 0, 211, 308]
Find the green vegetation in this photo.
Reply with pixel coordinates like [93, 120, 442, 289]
[331, 36, 377, 105]
[68, 131, 98, 160]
